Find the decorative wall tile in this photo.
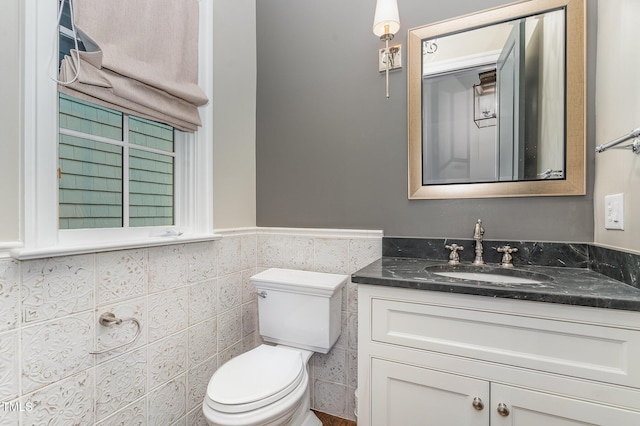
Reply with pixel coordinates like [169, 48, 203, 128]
[218, 272, 242, 312]
[241, 301, 257, 338]
[148, 374, 187, 426]
[0, 259, 20, 332]
[313, 347, 346, 385]
[218, 307, 241, 352]
[3, 229, 378, 426]
[21, 312, 93, 393]
[96, 249, 147, 306]
[346, 281, 358, 313]
[242, 332, 258, 352]
[96, 397, 146, 426]
[338, 284, 346, 313]
[21, 254, 94, 324]
[347, 350, 358, 389]
[170, 416, 186, 426]
[346, 386, 357, 422]
[314, 238, 350, 274]
[218, 237, 243, 276]
[257, 235, 314, 270]
[185, 241, 218, 284]
[148, 332, 187, 390]
[0, 330, 18, 402]
[188, 319, 217, 366]
[148, 288, 188, 342]
[313, 380, 347, 419]
[241, 268, 258, 303]
[21, 369, 95, 426]
[219, 341, 243, 367]
[0, 400, 18, 426]
[241, 234, 257, 270]
[188, 279, 217, 325]
[187, 355, 217, 411]
[95, 298, 147, 363]
[187, 406, 209, 426]
[349, 238, 382, 273]
[96, 348, 146, 421]
[347, 311, 357, 351]
[148, 245, 187, 294]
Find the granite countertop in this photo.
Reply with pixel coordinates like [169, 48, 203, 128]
[352, 256, 640, 312]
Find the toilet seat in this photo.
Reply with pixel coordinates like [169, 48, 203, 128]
[206, 345, 305, 414]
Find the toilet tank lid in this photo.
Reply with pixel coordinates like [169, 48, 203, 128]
[251, 268, 348, 295]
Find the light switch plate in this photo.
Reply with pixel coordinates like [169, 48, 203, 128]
[604, 193, 624, 230]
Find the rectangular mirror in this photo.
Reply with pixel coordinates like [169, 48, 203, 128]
[408, 0, 586, 199]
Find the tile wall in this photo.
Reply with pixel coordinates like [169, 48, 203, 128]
[0, 228, 382, 425]
[256, 228, 382, 420]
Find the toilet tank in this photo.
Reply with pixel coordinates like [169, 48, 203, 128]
[251, 268, 348, 354]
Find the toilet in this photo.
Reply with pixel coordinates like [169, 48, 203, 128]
[203, 268, 348, 426]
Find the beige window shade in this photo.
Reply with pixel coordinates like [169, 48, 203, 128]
[58, 0, 208, 132]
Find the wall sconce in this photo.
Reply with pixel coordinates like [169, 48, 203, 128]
[373, 0, 401, 99]
[473, 69, 497, 128]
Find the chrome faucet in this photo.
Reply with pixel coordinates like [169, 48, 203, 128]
[497, 245, 518, 268]
[445, 244, 464, 265]
[472, 219, 485, 265]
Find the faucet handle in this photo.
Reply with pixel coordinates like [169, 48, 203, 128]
[497, 245, 518, 268]
[445, 244, 464, 265]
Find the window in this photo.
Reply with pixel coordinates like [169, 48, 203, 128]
[57, 0, 177, 231]
[57, 0, 84, 66]
[58, 93, 176, 229]
[16, 0, 215, 257]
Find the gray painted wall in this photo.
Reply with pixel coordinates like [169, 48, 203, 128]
[256, 0, 597, 242]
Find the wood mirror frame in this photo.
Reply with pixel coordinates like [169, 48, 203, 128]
[408, 0, 586, 199]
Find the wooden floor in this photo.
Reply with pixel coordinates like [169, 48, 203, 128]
[312, 410, 357, 426]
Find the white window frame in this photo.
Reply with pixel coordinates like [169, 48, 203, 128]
[15, 0, 216, 259]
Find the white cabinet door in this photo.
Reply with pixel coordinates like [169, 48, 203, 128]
[370, 358, 489, 426]
[491, 383, 640, 426]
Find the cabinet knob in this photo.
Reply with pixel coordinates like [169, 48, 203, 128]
[497, 402, 510, 417]
[472, 397, 484, 411]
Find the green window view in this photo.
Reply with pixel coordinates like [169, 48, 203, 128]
[58, 93, 175, 229]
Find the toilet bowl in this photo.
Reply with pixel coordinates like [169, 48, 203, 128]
[203, 345, 319, 426]
[202, 268, 348, 426]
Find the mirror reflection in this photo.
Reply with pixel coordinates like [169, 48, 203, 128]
[422, 9, 566, 185]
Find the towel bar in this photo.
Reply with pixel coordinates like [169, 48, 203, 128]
[595, 128, 640, 154]
[89, 312, 142, 355]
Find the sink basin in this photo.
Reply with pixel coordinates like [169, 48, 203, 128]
[425, 264, 552, 285]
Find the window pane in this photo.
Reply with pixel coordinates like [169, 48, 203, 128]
[59, 0, 73, 31]
[129, 149, 174, 227]
[58, 95, 176, 230]
[58, 0, 86, 67]
[59, 93, 123, 140]
[59, 135, 123, 229]
[129, 116, 174, 152]
[59, 94, 124, 229]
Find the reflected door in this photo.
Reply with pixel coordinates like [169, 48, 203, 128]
[497, 21, 525, 181]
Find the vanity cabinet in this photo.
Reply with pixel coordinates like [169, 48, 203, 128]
[371, 358, 489, 425]
[358, 285, 640, 426]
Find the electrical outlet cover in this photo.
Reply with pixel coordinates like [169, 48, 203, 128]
[604, 193, 624, 230]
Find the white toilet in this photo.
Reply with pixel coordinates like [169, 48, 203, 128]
[203, 268, 348, 426]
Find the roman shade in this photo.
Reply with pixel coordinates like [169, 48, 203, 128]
[58, 0, 208, 132]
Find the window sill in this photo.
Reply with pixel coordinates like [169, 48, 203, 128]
[10, 233, 222, 260]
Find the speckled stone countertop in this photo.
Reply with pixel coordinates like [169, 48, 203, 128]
[352, 256, 640, 312]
